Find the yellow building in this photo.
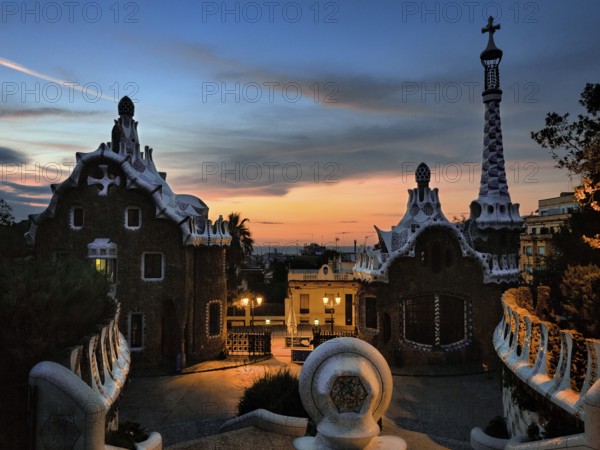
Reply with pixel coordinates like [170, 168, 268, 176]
[520, 192, 578, 281]
[287, 260, 358, 331]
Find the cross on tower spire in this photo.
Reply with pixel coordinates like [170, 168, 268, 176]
[481, 16, 500, 37]
[480, 16, 503, 93]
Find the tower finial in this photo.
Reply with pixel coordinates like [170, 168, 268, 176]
[415, 162, 430, 189]
[118, 96, 135, 117]
[481, 16, 500, 38]
[480, 16, 503, 94]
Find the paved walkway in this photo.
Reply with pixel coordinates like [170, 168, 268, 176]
[118, 338, 503, 449]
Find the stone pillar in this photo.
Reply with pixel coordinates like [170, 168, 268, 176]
[294, 337, 406, 450]
[29, 362, 106, 450]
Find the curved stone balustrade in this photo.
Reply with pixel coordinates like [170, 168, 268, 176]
[28, 301, 151, 450]
[494, 292, 600, 419]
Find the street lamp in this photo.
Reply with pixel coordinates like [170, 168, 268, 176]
[241, 296, 263, 330]
[323, 293, 341, 333]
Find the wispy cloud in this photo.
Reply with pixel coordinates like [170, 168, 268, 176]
[0, 56, 114, 102]
[0, 108, 100, 119]
[0, 181, 50, 220]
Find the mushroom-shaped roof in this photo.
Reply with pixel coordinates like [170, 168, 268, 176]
[118, 96, 135, 117]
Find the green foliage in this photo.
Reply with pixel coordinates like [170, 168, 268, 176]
[529, 211, 600, 322]
[560, 264, 600, 337]
[227, 212, 255, 299]
[531, 83, 600, 179]
[238, 368, 308, 418]
[264, 260, 289, 303]
[0, 219, 32, 260]
[531, 84, 600, 246]
[0, 257, 112, 384]
[0, 256, 112, 449]
[530, 85, 600, 335]
[0, 198, 15, 226]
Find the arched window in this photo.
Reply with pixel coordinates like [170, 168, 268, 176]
[404, 295, 434, 345]
[401, 293, 471, 350]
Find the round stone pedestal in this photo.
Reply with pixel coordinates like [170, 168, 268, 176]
[293, 337, 407, 450]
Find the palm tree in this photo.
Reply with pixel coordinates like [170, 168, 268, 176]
[226, 212, 254, 298]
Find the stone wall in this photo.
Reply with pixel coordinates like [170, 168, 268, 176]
[34, 181, 186, 365]
[33, 176, 229, 366]
[189, 245, 228, 360]
[357, 226, 507, 368]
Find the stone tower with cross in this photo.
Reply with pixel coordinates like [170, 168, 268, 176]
[353, 18, 524, 369]
[464, 16, 522, 281]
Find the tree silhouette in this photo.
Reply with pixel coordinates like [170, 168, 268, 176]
[226, 212, 254, 299]
[530, 83, 600, 337]
[0, 199, 14, 226]
[531, 83, 600, 246]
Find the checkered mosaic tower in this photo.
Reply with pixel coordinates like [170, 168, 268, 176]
[467, 17, 522, 275]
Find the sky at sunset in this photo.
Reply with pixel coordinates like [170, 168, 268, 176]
[1, 0, 599, 248]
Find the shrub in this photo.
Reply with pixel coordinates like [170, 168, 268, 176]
[238, 368, 308, 418]
[560, 264, 600, 337]
[0, 257, 112, 380]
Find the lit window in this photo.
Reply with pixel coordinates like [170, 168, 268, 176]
[129, 313, 144, 350]
[95, 258, 117, 283]
[71, 207, 84, 229]
[126, 207, 141, 229]
[87, 239, 117, 289]
[538, 246, 545, 256]
[524, 246, 533, 255]
[142, 253, 163, 280]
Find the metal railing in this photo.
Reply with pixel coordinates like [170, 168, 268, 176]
[227, 328, 272, 356]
